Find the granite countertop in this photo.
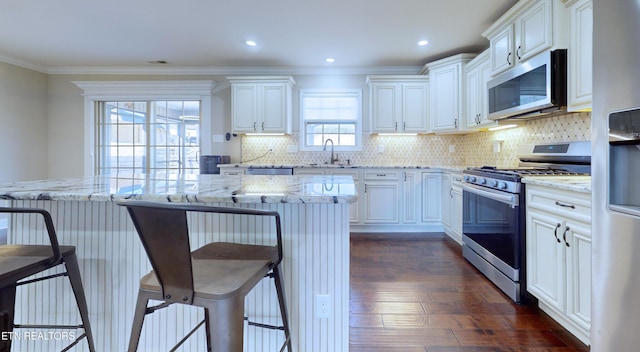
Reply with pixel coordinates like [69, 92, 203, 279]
[0, 174, 358, 204]
[521, 176, 592, 194]
[220, 163, 467, 172]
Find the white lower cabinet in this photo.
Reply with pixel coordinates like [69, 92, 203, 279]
[289, 167, 449, 232]
[363, 170, 401, 224]
[450, 175, 463, 243]
[441, 172, 463, 244]
[421, 172, 441, 224]
[526, 184, 591, 345]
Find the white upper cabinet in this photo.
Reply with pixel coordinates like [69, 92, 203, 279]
[228, 76, 295, 134]
[424, 54, 475, 133]
[565, 0, 593, 112]
[465, 50, 496, 129]
[367, 76, 429, 134]
[483, 0, 568, 76]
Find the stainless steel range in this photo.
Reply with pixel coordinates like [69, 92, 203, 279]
[461, 141, 590, 303]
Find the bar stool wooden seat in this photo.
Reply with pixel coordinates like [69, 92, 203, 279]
[118, 200, 292, 352]
[0, 207, 95, 352]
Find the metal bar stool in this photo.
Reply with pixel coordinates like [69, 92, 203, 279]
[0, 207, 96, 352]
[118, 200, 292, 352]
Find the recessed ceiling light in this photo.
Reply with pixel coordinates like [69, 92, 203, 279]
[245, 40, 257, 47]
[325, 58, 335, 63]
[418, 40, 429, 46]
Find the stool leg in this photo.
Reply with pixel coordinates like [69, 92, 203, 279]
[128, 290, 150, 352]
[0, 286, 16, 352]
[64, 253, 96, 352]
[201, 296, 245, 352]
[273, 265, 292, 351]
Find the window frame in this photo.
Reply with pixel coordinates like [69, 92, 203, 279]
[299, 88, 362, 152]
[73, 80, 215, 176]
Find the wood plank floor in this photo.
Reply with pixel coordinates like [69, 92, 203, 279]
[349, 234, 590, 351]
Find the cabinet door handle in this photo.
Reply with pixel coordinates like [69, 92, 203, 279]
[516, 45, 522, 60]
[507, 52, 512, 65]
[563, 226, 571, 247]
[395, 122, 398, 131]
[261, 122, 264, 131]
[454, 118, 458, 128]
[364, 184, 368, 193]
[554, 223, 562, 243]
[253, 122, 257, 131]
[450, 188, 454, 198]
[403, 121, 406, 131]
[555, 201, 576, 209]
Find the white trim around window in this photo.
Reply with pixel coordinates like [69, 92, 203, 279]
[72, 80, 216, 176]
[299, 89, 362, 152]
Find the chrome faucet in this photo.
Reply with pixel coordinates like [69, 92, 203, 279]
[323, 138, 339, 164]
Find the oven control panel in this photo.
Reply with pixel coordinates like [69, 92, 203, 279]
[463, 174, 520, 194]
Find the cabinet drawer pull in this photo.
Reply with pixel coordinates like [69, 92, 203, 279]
[554, 223, 561, 243]
[563, 226, 571, 247]
[376, 174, 386, 177]
[555, 201, 576, 209]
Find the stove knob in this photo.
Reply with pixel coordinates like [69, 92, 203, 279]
[480, 178, 487, 185]
[498, 182, 508, 190]
[463, 175, 470, 182]
[491, 180, 498, 187]
[468, 176, 476, 182]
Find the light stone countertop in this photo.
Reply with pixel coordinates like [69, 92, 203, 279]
[522, 176, 592, 194]
[220, 163, 468, 172]
[0, 174, 358, 204]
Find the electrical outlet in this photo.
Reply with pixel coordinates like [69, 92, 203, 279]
[315, 294, 331, 318]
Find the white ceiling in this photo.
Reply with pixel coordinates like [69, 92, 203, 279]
[0, 0, 517, 74]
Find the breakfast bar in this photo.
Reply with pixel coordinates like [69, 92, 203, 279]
[0, 173, 357, 352]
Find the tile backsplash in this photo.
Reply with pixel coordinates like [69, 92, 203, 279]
[241, 112, 591, 167]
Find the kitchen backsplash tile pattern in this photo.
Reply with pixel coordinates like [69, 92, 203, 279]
[241, 112, 591, 167]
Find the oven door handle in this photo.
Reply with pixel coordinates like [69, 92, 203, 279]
[462, 183, 519, 207]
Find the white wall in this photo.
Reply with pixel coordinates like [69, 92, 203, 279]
[0, 62, 48, 182]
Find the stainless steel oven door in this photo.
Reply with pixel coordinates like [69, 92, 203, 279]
[461, 183, 522, 271]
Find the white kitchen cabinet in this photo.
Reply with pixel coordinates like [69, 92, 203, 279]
[464, 50, 496, 129]
[441, 172, 463, 244]
[363, 170, 400, 224]
[402, 170, 420, 224]
[441, 173, 452, 229]
[483, 0, 568, 76]
[228, 76, 295, 134]
[526, 185, 591, 345]
[425, 54, 475, 133]
[367, 76, 429, 134]
[565, 0, 593, 112]
[450, 175, 463, 242]
[421, 172, 441, 223]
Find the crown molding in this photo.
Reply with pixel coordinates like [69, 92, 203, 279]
[46, 65, 424, 76]
[0, 54, 47, 73]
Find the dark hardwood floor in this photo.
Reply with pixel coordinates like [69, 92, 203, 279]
[349, 234, 590, 351]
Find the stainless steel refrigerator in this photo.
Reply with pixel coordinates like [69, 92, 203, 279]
[592, 0, 640, 350]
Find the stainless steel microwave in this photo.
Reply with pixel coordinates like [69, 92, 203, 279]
[487, 49, 567, 120]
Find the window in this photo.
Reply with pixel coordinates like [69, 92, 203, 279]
[97, 100, 200, 176]
[299, 89, 362, 151]
[73, 80, 214, 176]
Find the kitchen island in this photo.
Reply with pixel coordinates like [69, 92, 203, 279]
[0, 173, 357, 352]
